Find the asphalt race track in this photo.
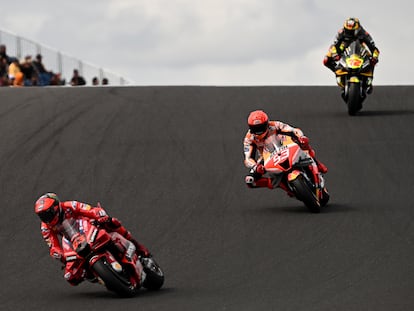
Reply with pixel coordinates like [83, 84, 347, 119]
[0, 85, 413, 311]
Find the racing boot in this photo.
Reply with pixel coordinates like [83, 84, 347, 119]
[314, 159, 328, 174]
[107, 217, 152, 258]
[85, 271, 98, 283]
[336, 76, 345, 89]
[125, 235, 158, 271]
[245, 176, 273, 189]
[366, 77, 373, 94]
[127, 235, 152, 259]
[341, 88, 346, 101]
[255, 177, 273, 189]
[305, 147, 328, 174]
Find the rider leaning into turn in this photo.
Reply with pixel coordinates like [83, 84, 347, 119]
[243, 110, 328, 193]
[34, 192, 152, 286]
[323, 17, 380, 94]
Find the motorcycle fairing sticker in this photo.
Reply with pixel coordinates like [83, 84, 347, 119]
[346, 56, 363, 68]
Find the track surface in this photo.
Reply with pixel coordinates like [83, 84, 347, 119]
[0, 86, 413, 311]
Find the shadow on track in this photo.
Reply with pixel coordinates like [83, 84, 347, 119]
[357, 109, 414, 117]
[246, 203, 356, 216]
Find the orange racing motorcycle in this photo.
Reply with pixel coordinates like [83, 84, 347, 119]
[334, 41, 374, 115]
[262, 135, 329, 213]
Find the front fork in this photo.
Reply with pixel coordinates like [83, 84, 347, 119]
[344, 75, 372, 97]
[287, 163, 323, 200]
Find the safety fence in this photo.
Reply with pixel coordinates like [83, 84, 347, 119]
[0, 29, 133, 86]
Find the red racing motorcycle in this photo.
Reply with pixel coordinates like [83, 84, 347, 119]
[262, 135, 329, 213]
[61, 214, 164, 297]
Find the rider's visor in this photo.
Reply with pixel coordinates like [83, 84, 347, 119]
[249, 122, 268, 135]
[38, 202, 59, 223]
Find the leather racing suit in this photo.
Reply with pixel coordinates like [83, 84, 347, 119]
[324, 26, 380, 72]
[243, 120, 326, 191]
[40, 200, 150, 285]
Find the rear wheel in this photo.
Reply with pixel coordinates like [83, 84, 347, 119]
[291, 175, 320, 213]
[92, 257, 139, 297]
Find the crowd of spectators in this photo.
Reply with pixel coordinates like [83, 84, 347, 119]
[0, 44, 109, 87]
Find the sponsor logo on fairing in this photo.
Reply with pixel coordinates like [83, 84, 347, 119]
[111, 261, 122, 272]
[126, 243, 136, 261]
[90, 229, 98, 243]
[65, 255, 77, 262]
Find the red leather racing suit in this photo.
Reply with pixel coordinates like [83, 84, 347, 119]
[40, 200, 144, 285]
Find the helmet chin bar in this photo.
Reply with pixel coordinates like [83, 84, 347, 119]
[254, 128, 269, 139]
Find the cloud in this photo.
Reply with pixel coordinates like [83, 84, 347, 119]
[0, 0, 413, 85]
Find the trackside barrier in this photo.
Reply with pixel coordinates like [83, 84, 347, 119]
[0, 29, 132, 86]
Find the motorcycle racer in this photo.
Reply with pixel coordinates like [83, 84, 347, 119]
[323, 17, 380, 93]
[243, 110, 328, 192]
[34, 192, 152, 286]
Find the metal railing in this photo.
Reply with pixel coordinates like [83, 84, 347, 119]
[0, 29, 133, 86]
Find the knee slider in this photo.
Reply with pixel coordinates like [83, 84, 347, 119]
[245, 176, 255, 188]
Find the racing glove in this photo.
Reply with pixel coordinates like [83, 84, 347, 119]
[252, 163, 266, 175]
[370, 57, 378, 65]
[50, 246, 65, 263]
[95, 215, 111, 225]
[298, 136, 310, 149]
[95, 216, 122, 230]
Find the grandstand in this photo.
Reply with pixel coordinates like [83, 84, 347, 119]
[0, 29, 132, 86]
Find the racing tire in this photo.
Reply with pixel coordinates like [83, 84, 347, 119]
[142, 257, 164, 291]
[92, 257, 139, 297]
[320, 187, 330, 207]
[291, 175, 321, 213]
[347, 83, 362, 116]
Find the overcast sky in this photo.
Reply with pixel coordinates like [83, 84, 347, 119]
[0, 0, 413, 86]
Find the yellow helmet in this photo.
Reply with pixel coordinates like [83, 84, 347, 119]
[343, 17, 360, 36]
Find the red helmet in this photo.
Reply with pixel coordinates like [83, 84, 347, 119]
[248, 110, 269, 136]
[34, 193, 62, 225]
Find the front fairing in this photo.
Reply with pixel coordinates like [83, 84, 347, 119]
[263, 135, 309, 173]
[336, 41, 372, 76]
[61, 219, 111, 256]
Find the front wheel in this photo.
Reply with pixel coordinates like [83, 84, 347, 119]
[290, 175, 320, 213]
[320, 187, 330, 207]
[92, 257, 139, 297]
[141, 257, 164, 290]
[347, 82, 362, 116]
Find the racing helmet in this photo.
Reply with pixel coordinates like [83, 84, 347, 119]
[34, 193, 62, 226]
[343, 17, 360, 37]
[248, 110, 269, 137]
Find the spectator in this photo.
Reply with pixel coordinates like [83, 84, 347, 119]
[50, 73, 65, 86]
[20, 55, 37, 86]
[102, 77, 109, 85]
[0, 56, 9, 86]
[14, 71, 24, 86]
[92, 76, 99, 85]
[8, 57, 24, 86]
[0, 44, 12, 65]
[32, 54, 53, 86]
[70, 69, 86, 86]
